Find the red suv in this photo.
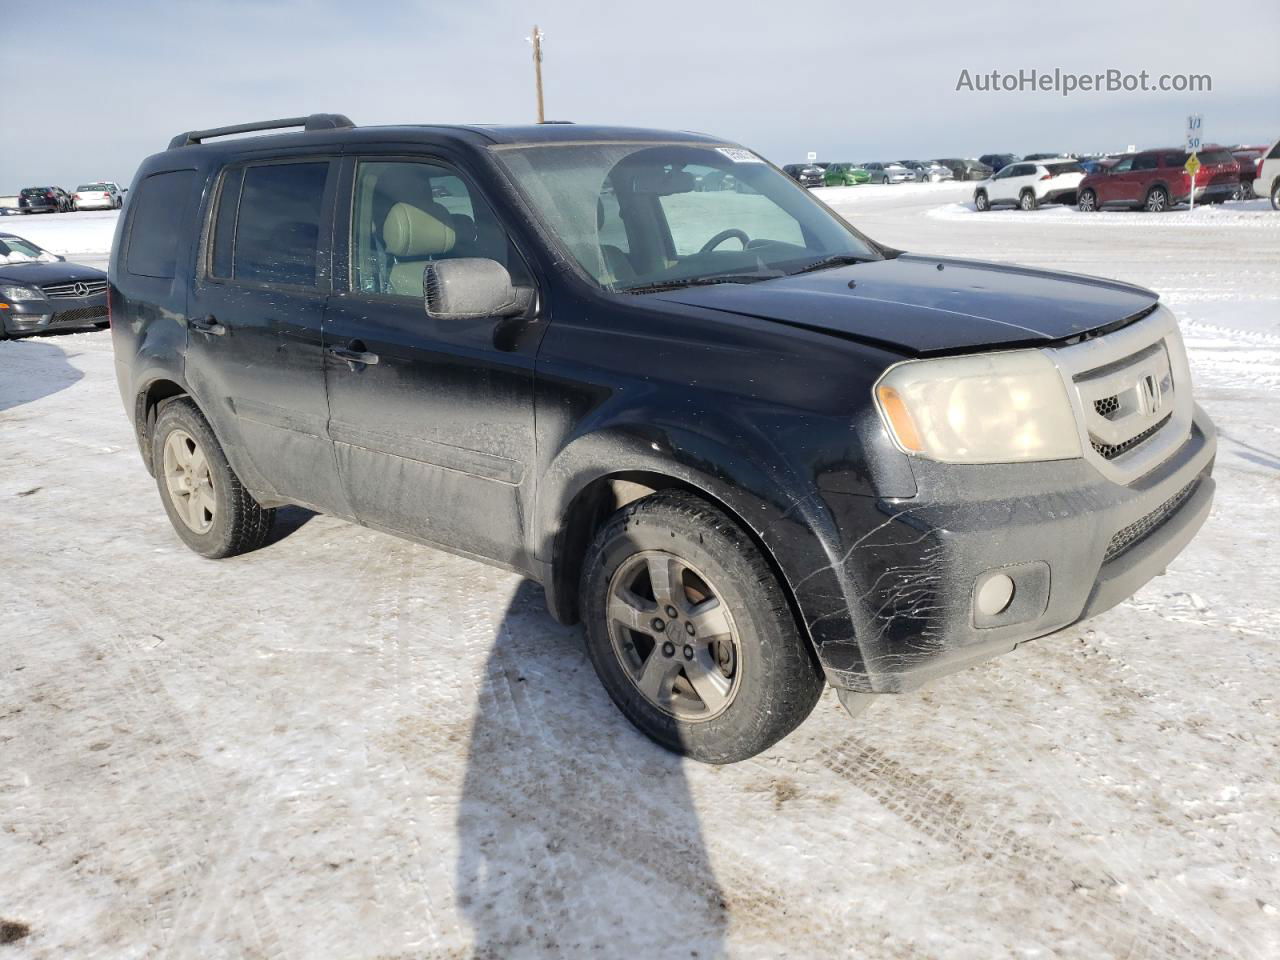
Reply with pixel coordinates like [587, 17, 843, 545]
[1077, 146, 1240, 212]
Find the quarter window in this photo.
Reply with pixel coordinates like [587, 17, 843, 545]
[126, 169, 197, 279]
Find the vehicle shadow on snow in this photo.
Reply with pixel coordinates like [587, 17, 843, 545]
[0, 337, 84, 413]
[455, 579, 728, 958]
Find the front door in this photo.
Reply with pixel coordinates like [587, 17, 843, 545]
[322, 155, 545, 570]
[184, 156, 351, 516]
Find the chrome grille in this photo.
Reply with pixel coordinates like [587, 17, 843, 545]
[41, 279, 108, 298]
[1047, 306, 1194, 486]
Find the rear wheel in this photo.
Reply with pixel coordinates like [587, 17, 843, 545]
[1145, 186, 1169, 212]
[1078, 188, 1098, 212]
[974, 190, 990, 212]
[152, 398, 275, 558]
[580, 490, 825, 764]
[1019, 189, 1039, 211]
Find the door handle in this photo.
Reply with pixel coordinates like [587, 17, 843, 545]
[327, 343, 379, 366]
[189, 315, 227, 336]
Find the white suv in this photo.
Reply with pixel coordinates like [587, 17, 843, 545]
[1253, 138, 1280, 210]
[974, 158, 1085, 212]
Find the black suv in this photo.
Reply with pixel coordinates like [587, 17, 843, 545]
[110, 115, 1217, 763]
[19, 186, 70, 214]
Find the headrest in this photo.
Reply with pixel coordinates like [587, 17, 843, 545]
[383, 202, 456, 257]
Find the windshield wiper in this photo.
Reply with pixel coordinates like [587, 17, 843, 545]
[786, 254, 876, 276]
[621, 273, 781, 294]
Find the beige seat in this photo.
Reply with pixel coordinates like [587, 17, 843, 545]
[383, 202, 457, 296]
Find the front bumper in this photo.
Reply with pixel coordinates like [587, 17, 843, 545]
[813, 405, 1216, 693]
[1, 292, 108, 335]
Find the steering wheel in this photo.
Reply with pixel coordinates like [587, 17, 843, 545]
[699, 228, 750, 254]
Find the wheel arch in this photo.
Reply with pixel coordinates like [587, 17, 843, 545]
[133, 375, 194, 475]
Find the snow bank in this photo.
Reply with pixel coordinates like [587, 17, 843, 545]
[929, 198, 1280, 228]
[3, 210, 119, 255]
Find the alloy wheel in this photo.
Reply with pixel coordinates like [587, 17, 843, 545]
[1146, 188, 1168, 212]
[1079, 190, 1096, 212]
[606, 550, 741, 722]
[162, 428, 216, 534]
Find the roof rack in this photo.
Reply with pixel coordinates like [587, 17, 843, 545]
[167, 113, 355, 150]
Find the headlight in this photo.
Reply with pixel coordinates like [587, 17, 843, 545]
[874, 349, 1082, 463]
[0, 284, 46, 301]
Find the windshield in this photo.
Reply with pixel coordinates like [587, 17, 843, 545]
[0, 236, 55, 262]
[492, 142, 879, 292]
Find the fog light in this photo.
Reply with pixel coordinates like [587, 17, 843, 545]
[975, 573, 1015, 617]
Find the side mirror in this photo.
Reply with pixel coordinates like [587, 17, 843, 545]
[423, 258, 525, 321]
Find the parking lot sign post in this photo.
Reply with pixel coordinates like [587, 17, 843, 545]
[1185, 115, 1204, 213]
[1185, 152, 1202, 212]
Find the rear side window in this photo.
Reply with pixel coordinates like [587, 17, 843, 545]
[1045, 162, 1083, 175]
[126, 169, 197, 279]
[210, 161, 330, 288]
[1198, 150, 1233, 166]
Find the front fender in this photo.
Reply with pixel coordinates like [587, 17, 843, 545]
[533, 414, 878, 691]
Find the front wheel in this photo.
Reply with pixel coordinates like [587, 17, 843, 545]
[1145, 186, 1169, 212]
[974, 190, 990, 212]
[1078, 188, 1098, 212]
[1271, 179, 1280, 211]
[152, 398, 276, 558]
[580, 491, 825, 764]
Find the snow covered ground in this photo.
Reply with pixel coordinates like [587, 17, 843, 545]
[2, 186, 1278, 959]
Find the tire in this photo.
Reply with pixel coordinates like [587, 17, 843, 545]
[973, 190, 990, 212]
[1019, 189, 1039, 211]
[151, 397, 275, 559]
[580, 490, 825, 764]
[1144, 186, 1169, 212]
[1271, 179, 1280, 211]
[1078, 188, 1098, 212]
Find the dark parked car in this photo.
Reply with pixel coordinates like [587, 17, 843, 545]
[936, 158, 993, 181]
[782, 163, 825, 188]
[1077, 146, 1240, 212]
[0, 233, 109, 337]
[111, 114, 1217, 763]
[1022, 153, 1064, 162]
[979, 153, 1019, 172]
[18, 186, 70, 214]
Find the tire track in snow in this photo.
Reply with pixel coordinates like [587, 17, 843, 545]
[814, 736, 1236, 959]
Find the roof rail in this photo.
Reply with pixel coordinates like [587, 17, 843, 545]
[167, 113, 355, 150]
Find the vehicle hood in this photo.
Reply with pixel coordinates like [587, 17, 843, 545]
[648, 254, 1159, 355]
[0, 260, 104, 285]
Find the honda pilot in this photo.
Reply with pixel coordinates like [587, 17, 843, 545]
[110, 115, 1217, 763]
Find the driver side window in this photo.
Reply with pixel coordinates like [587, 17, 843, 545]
[1111, 156, 1134, 173]
[657, 163, 804, 256]
[350, 160, 526, 299]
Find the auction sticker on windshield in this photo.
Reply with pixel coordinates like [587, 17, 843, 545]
[716, 147, 763, 163]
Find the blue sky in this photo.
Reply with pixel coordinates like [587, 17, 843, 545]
[4, 0, 1277, 190]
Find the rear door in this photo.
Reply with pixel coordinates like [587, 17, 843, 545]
[1098, 155, 1134, 205]
[322, 153, 545, 570]
[184, 155, 351, 516]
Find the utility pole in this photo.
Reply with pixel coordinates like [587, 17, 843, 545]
[530, 25, 545, 124]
